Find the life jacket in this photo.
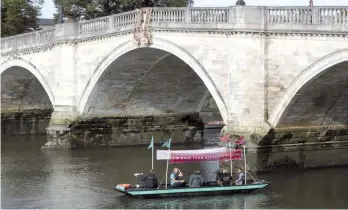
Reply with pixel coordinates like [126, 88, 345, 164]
[117, 184, 131, 189]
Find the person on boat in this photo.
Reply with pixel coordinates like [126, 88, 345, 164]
[234, 168, 245, 185]
[142, 169, 158, 188]
[188, 169, 204, 188]
[170, 168, 185, 188]
[216, 168, 233, 186]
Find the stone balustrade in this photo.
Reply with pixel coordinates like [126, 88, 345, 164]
[267, 7, 348, 24]
[1, 6, 348, 53]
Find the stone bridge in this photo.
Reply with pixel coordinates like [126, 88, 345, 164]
[1, 6, 348, 169]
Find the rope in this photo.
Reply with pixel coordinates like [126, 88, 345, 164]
[157, 174, 166, 189]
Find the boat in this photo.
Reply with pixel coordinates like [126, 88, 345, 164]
[114, 181, 268, 198]
[204, 121, 225, 129]
[113, 138, 269, 198]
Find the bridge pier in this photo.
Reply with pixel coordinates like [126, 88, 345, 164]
[41, 105, 79, 149]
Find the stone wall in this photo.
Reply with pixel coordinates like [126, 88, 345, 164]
[220, 125, 348, 172]
[44, 112, 205, 149]
[267, 38, 348, 125]
[84, 48, 217, 118]
[1, 109, 53, 135]
[1, 67, 52, 111]
[277, 61, 348, 126]
[199, 92, 223, 122]
[1, 66, 53, 136]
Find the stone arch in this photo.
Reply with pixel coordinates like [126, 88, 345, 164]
[77, 38, 228, 122]
[0, 58, 55, 104]
[268, 49, 348, 127]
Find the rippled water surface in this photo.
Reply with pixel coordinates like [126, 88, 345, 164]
[2, 130, 348, 209]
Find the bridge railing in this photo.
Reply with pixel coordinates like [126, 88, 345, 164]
[267, 7, 348, 24]
[2, 6, 348, 53]
[1, 28, 55, 51]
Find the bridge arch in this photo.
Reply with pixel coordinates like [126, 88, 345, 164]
[0, 58, 55, 105]
[78, 38, 228, 122]
[268, 49, 348, 127]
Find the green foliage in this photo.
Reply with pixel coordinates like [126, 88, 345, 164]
[1, 0, 43, 37]
[53, 0, 193, 23]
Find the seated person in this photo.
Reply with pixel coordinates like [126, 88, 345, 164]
[216, 168, 223, 185]
[234, 168, 245, 186]
[142, 169, 158, 188]
[170, 168, 185, 188]
[189, 169, 204, 188]
[216, 168, 233, 186]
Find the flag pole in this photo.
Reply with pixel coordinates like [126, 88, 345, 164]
[165, 149, 169, 189]
[162, 138, 171, 189]
[152, 137, 154, 170]
[243, 145, 247, 185]
[229, 140, 233, 176]
[152, 145, 154, 170]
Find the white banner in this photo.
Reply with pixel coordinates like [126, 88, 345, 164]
[156, 147, 228, 160]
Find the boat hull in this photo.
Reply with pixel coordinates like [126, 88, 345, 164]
[204, 125, 225, 129]
[114, 183, 268, 198]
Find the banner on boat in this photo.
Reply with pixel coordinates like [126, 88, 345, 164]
[156, 147, 242, 163]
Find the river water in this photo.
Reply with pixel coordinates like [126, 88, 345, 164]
[2, 130, 348, 209]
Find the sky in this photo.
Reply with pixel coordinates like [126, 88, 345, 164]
[40, 0, 348, 19]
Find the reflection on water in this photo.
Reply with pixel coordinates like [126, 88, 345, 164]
[115, 193, 271, 209]
[2, 132, 348, 209]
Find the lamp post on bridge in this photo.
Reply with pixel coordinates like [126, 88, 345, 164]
[235, 0, 246, 5]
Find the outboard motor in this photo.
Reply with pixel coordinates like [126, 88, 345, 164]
[134, 173, 144, 188]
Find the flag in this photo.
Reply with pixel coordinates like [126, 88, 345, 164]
[219, 134, 230, 142]
[235, 136, 245, 145]
[162, 138, 171, 149]
[148, 135, 154, 149]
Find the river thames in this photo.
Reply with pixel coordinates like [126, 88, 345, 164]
[2, 130, 348, 209]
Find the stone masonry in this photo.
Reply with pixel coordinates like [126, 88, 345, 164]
[1, 6, 348, 170]
[1, 6, 348, 130]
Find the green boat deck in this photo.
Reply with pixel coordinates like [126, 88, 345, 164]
[114, 183, 268, 198]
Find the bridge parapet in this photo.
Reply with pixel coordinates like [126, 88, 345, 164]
[1, 6, 348, 53]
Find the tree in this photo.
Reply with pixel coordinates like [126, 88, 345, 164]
[53, 0, 193, 23]
[1, 0, 43, 37]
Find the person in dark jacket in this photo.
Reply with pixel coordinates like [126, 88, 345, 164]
[216, 168, 223, 185]
[216, 168, 232, 186]
[142, 169, 158, 188]
[189, 169, 204, 188]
